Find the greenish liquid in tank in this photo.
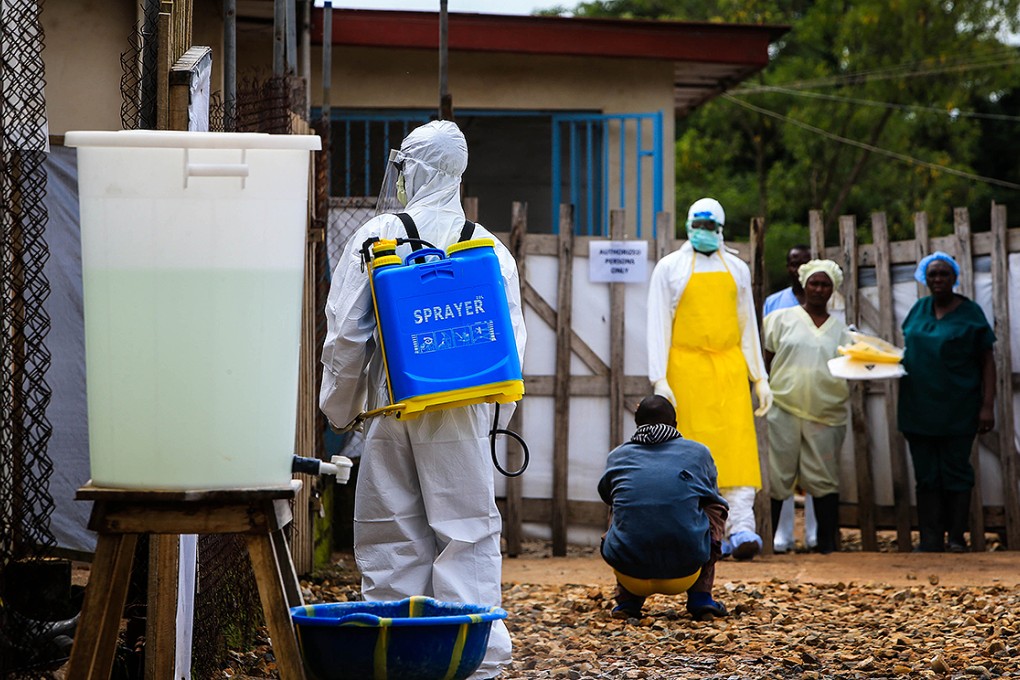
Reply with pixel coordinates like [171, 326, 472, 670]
[83, 268, 302, 489]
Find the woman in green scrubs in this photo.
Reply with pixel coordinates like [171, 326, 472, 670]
[898, 252, 995, 552]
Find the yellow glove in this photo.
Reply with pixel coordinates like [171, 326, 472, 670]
[653, 378, 676, 406]
[753, 378, 773, 416]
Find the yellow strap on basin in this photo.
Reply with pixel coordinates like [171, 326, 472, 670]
[373, 626, 389, 680]
[442, 623, 469, 680]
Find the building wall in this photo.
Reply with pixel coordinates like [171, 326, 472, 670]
[43, 4, 677, 223]
[237, 34, 679, 224]
[43, 0, 135, 134]
[316, 47, 678, 223]
[43, 0, 225, 135]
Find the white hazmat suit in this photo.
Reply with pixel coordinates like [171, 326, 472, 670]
[319, 121, 526, 679]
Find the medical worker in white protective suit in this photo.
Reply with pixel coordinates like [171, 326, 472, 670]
[647, 197, 772, 561]
[319, 120, 526, 679]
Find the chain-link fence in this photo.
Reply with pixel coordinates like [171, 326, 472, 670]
[190, 535, 263, 679]
[118, 1, 159, 131]
[1, 0, 61, 675]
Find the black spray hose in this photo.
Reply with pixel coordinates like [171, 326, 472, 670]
[489, 402, 529, 477]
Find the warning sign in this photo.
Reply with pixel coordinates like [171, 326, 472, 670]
[589, 240, 648, 283]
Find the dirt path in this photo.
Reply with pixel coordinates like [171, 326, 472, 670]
[502, 550, 1020, 588]
[278, 545, 1020, 679]
[495, 546, 1020, 678]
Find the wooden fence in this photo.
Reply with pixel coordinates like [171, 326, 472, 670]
[489, 201, 1020, 555]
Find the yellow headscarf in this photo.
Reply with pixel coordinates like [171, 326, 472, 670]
[798, 259, 844, 289]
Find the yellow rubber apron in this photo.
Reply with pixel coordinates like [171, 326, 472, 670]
[666, 254, 761, 488]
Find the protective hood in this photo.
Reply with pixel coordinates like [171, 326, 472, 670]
[376, 120, 468, 216]
[686, 197, 725, 227]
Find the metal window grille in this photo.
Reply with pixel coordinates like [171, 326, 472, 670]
[552, 112, 664, 237]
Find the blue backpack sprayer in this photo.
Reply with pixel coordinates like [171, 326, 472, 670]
[342, 214, 529, 476]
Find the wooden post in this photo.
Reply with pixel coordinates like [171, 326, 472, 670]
[273, 0, 286, 76]
[552, 205, 574, 556]
[438, 0, 453, 120]
[291, 183, 322, 575]
[505, 201, 528, 557]
[840, 216, 878, 550]
[990, 204, 1020, 550]
[749, 216, 772, 552]
[912, 212, 930, 300]
[156, 3, 172, 129]
[809, 209, 825, 258]
[954, 208, 975, 300]
[654, 211, 672, 262]
[749, 216, 766, 323]
[950, 208, 986, 551]
[224, 0, 237, 130]
[608, 209, 626, 449]
[872, 212, 912, 551]
[147, 536, 179, 677]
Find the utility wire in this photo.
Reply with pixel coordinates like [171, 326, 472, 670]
[743, 86, 1020, 122]
[735, 53, 1020, 94]
[721, 93, 1020, 191]
[775, 45, 1020, 83]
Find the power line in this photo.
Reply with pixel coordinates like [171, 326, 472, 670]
[734, 52, 1020, 94]
[721, 93, 1020, 191]
[742, 86, 1020, 122]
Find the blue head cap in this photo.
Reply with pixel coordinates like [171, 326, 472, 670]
[914, 251, 960, 286]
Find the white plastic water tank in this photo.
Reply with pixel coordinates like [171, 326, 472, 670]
[65, 130, 321, 489]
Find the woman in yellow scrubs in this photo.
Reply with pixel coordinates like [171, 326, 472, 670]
[647, 198, 773, 560]
[763, 260, 850, 554]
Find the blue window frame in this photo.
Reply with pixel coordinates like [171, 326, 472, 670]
[316, 108, 664, 237]
[552, 112, 663, 237]
[312, 110, 433, 198]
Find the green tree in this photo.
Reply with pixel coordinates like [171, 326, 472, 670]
[545, 0, 1020, 290]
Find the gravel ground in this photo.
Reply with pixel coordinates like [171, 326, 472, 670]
[260, 539, 1019, 680]
[498, 580, 1018, 679]
[205, 530, 1020, 680]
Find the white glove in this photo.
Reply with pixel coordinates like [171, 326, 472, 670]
[653, 378, 676, 406]
[753, 378, 773, 416]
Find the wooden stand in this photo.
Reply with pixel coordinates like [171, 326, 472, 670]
[66, 483, 307, 680]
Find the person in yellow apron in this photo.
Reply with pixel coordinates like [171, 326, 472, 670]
[647, 197, 773, 560]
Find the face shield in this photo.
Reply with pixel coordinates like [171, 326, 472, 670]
[375, 148, 408, 216]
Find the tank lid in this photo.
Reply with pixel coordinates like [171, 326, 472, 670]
[447, 238, 495, 255]
[65, 130, 321, 151]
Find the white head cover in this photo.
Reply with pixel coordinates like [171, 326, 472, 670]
[376, 120, 468, 215]
[686, 197, 725, 227]
[400, 120, 468, 205]
[798, 259, 844, 289]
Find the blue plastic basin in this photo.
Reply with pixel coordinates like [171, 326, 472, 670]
[290, 596, 507, 680]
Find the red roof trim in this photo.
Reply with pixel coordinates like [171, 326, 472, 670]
[311, 10, 786, 66]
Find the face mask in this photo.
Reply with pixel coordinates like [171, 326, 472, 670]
[687, 226, 721, 253]
[396, 173, 408, 206]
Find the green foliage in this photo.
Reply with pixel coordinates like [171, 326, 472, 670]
[564, 0, 1020, 254]
[761, 220, 810, 294]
